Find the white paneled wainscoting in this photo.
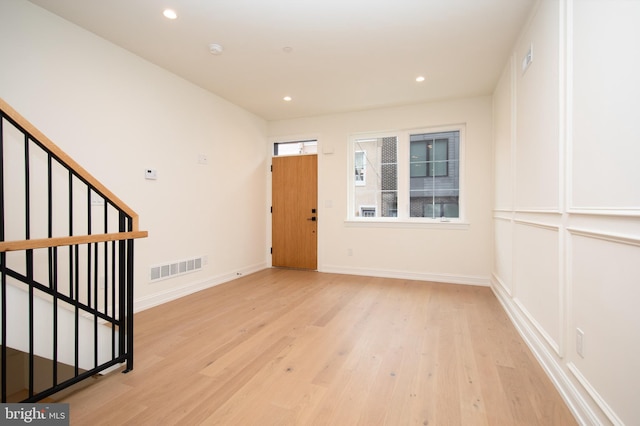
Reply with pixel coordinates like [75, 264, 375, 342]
[492, 1, 640, 424]
[492, 0, 640, 425]
[492, 210, 640, 425]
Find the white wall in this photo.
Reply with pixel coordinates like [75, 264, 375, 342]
[0, 0, 269, 309]
[268, 97, 493, 285]
[7, 1, 637, 421]
[492, 1, 640, 424]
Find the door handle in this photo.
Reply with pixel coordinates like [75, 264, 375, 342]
[307, 217, 317, 221]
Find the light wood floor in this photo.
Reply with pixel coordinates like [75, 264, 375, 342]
[57, 269, 577, 425]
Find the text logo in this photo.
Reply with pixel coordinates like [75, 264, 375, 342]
[1, 404, 69, 425]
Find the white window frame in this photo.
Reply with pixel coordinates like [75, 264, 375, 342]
[347, 125, 467, 228]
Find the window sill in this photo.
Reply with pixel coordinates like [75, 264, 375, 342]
[344, 219, 470, 230]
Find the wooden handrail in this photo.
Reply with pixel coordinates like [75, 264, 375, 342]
[0, 231, 148, 253]
[0, 97, 142, 231]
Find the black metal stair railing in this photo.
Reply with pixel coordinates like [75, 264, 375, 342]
[0, 100, 146, 403]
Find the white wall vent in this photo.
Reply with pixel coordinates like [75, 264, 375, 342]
[150, 256, 204, 282]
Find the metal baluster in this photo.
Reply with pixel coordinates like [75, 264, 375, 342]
[87, 189, 92, 310]
[68, 170, 73, 300]
[111, 240, 116, 360]
[74, 244, 79, 377]
[51, 247, 58, 388]
[118, 213, 126, 360]
[93, 241, 99, 368]
[103, 201, 108, 316]
[1, 252, 6, 403]
[48, 153, 59, 389]
[0, 113, 6, 402]
[24, 135, 34, 398]
[125, 237, 134, 372]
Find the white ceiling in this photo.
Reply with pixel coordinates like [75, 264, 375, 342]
[28, 0, 534, 121]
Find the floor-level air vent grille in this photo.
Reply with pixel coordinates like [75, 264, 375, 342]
[150, 256, 203, 282]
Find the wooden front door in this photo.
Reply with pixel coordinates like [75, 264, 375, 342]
[272, 154, 317, 269]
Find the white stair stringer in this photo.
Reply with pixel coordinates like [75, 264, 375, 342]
[2, 283, 120, 371]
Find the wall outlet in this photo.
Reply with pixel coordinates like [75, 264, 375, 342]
[347, 248, 353, 256]
[576, 328, 585, 358]
[197, 153, 208, 165]
[145, 169, 158, 180]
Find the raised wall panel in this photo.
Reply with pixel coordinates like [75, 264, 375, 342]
[513, 221, 560, 353]
[493, 218, 513, 294]
[571, 1, 640, 211]
[514, 0, 560, 211]
[570, 232, 640, 424]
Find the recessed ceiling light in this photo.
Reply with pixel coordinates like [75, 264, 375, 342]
[416, 76, 425, 82]
[283, 46, 293, 54]
[283, 96, 292, 102]
[163, 9, 177, 20]
[209, 43, 224, 55]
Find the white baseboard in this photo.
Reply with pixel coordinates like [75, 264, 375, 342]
[320, 265, 490, 286]
[134, 262, 268, 313]
[490, 278, 607, 426]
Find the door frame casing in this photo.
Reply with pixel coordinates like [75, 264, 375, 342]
[267, 135, 321, 269]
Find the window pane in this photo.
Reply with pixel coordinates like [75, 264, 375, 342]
[410, 140, 427, 177]
[409, 131, 459, 218]
[411, 163, 427, 177]
[410, 195, 459, 218]
[381, 192, 398, 217]
[433, 139, 448, 160]
[353, 136, 397, 218]
[274, 140, 317, 156]
[429, 139, 448, 177]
